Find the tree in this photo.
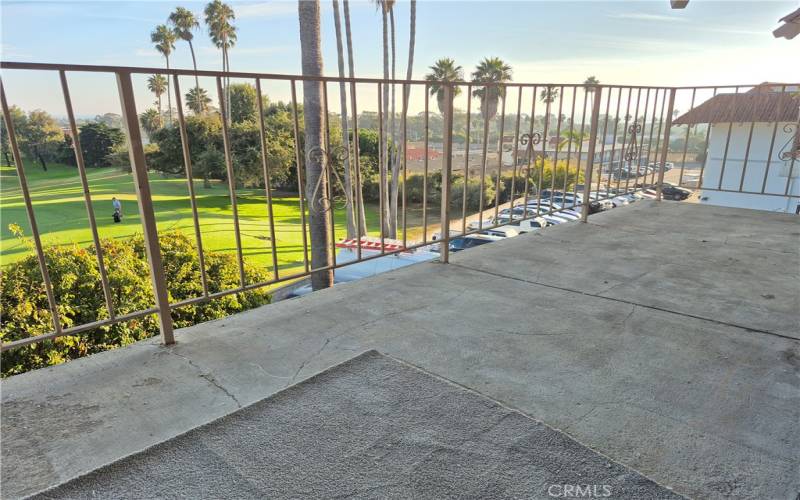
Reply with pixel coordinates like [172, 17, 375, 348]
[298, 0, 333, 290]
[168, 6, 201, 92]
[472, 57, 512, 123]
[228, 83, 259, 123]
[139, 108, 163, 139]
[342, 0, 367, 233]
[205, 0, 237, 124]
[151, 25, 176, 125]
[392, 0, 415, 240]
[1, 105, 26, 166]
[332, 0, 356, 238]
[373, 0, 393, 237]
[540, 86, 559, 104]
[18, 110, 64, 171]
[186, 86, 212, 114]
[79, 122, 125, 167]
[583, 76, 600, 92]
[147, 74, 168, 120]
[425, 58, 463, 114]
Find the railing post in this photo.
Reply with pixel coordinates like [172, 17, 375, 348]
[439, 84, 455, 263]
[116, 71, 174, 345]
[581, 85, 603, 222]
[656, 88, 677, 201]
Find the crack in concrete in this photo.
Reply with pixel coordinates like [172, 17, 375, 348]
[165, 350, 243, 408]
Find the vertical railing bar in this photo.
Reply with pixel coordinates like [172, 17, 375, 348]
[581, 86, 603, 222]
[478, 85, 490, 230]
[462, 84, 472, 235]
[606, 87, 623, 195]
[656, 88, 677, 201]
[548, 86, 565, 211]
[624, 87, 641, 193]
[509, 87, 522, 214]
[493, 88, 507, 221]
[423, 83, 430, 242]
[255, 78, 280, 280]
[635, 88, 650, 184]
[322, 81, 337, 266]
[349, 81, 363, 260]
[173, 75, 209, 297]
[522, 85, 537, 212]
[536, 88, 550, 210]
[439, 84, 454, 263]
[290, 79, 310, 272]
[401, 81, 408, 246]
[616, 88, 633, 194]
[59, 70, 116, 318]
[643, 88, 660, 187]
[378, 82, 386, 253]
[678, 88, 696, 186]
[717, 86, 740, 190]
[738, 118, 757, 193]
[1, 80, 63, 335]
[697, 87, 718, 191]
[114, 71, 173, 344]
[576, 87, 591, 201]
[216, 76, 246, 286]
[761, 85, 785, 193]
[563, 86, 577, 208]
[598, 87, 612, 196]
[650, 89, 668, 187]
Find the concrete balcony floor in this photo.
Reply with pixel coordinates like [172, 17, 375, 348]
[2, 201, 799, 499]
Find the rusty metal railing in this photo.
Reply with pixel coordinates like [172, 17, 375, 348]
[1, 61, 798, 353]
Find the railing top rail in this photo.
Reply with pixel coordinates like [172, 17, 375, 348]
[5, 61, 793, 90]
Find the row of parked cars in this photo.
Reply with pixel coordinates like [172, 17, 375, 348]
[437, 183, 692, 253]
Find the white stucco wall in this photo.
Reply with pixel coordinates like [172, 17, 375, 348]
[699, 122, 799, 213]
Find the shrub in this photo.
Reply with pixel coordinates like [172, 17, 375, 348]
[0, 230, 270, 377]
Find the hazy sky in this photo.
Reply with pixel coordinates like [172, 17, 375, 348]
[1, 0, 798, 116]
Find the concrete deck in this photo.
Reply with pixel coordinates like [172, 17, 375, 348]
[2, 201, 799, 499]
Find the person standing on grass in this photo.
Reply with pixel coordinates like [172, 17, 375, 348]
[112, 197, 122, 223]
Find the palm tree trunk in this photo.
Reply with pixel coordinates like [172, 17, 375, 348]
[380, 4, 390, 237]
[157, 94, 163, 122]
[165, 57, 173, 126]
[299, 0, 333, 290]
[188, 40, 200, 91]
[332, 0, 356, 239]
[343, 0, 366, 234]
[397, 0, 415, 238]
[387, 6, 397, 238]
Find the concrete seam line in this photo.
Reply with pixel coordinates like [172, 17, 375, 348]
[448, 262, 800, 343]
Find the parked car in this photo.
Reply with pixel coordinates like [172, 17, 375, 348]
[447, 234, 502, 252]
[479, 226, 520, 238]
[661, 183, 692, 200]
[495, 216, 549, 233]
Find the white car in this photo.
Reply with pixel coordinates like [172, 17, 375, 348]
[479, 226, 520, 238]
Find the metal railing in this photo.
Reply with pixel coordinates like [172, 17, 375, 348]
[1, 61, 798, 352]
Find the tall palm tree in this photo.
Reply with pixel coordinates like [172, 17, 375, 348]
[298, 0, 333, 290]
[373, 0, 393, 236]
[540, 86, 559, 104]
[205, 0, 237, 123]
[342, 0, 367, 234]
[147, 74, 168, 120]
[151, 25, 176, 125]
[583, 75, 600, 92]
[331, 0, 356, 238]
[471, 57, 512, 123]
[186, 87, 211, 114]
[169, 7, 201, 92]
[139, 108, 163, 139]
[393, 0, 415, 239]
[425, 58, 463, 114]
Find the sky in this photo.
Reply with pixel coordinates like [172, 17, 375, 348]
[1, 0, 798, 117]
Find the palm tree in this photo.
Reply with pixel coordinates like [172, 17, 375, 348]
[205, 0, 237, 123]
[169, 7, 201, 92]
[471, 57, 512, 123]
[186, 87, 211, 114]
[425, 58, 463, 114]
[298, 0, 333, 290]
[147, 74, 168, 120]
[393, 0, 415, 239]
[583, 76, 600, 92]
[151, 25, 176, 125]
[332, 0, 356, 238]
[540, 86, 559, 104]
[342, 0, 367, 234]
[139, 108, 163, 139]
[373, 0, 393, 236]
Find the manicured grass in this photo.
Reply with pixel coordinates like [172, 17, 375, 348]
[0, 163, 382, 277]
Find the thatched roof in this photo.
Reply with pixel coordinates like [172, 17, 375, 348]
[673, 91, 799, 125]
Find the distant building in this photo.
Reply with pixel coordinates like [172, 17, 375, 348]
[406, 146, 441, 161]
[673, 84, 800, 213]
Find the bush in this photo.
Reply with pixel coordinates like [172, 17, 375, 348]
[0, 230, 271, 377]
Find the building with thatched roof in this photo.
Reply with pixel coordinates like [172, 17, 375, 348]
[672, 85, 799, 213]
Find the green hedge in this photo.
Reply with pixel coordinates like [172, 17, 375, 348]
[1, 230, 271, 377]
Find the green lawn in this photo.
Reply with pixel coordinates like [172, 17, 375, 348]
[0, 163, 382, 278]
